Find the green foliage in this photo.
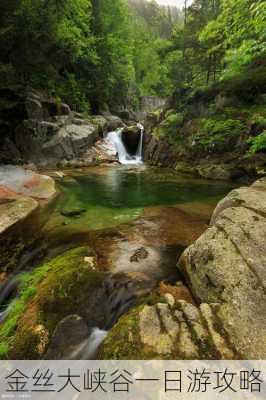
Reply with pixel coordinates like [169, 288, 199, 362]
[165, 113, 184, 136]
[193, 118, 245, 153]
[248, 131, 266, 154]
[154, 112, 185, 142]
[129, 0, 179, 98]
[223, 40, 266, 80]
[163, 0, 265, 97]
[1, 0, 177, 111]
[0, 0, 264, 119]
[201, 118, 245, 136]
[250, 115, 266, 129]
[57, 73, 90, 113]
[220, 65, 266, 101]
[0, 342, 9, 359]
[200, 0, 266, 83]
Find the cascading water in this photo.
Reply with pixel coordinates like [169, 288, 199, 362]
[84, 328, 108, 359]
[136, 123, 144, 160]
[68, 328, 108, 360]
[104, 124, 144, 165]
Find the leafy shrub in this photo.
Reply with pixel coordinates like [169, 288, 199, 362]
[248, 131, 266, 154]
[193, 118, 245, 153]
[57, 73, 90, 113]
[166, 112, 184, 129]
[250, 115, 266, 129]
[154, 112, 184, 140]
[222, 40, 266, 81]
[201, 118, 244, 136]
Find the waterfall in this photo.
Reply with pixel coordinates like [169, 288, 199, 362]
[136, 123, 144, 160]
[104, 124, 144, 165]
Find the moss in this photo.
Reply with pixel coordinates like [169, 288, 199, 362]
[99, 305, 158, 360]
[134, 293, 168, 309]
[0, 246, 104, 359]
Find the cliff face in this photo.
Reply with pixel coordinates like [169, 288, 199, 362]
[0, 89, 127, 167]
[0, 90, 101, 166]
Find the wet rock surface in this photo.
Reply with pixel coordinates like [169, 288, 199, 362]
[44, 315, 90, 360]
[60, 208, 86, 218]
[96, 206, 208, 281]
[130, 247, 149, 263]
[0, 195, 38, 235]
[122, 125, 141, 156]
[0, 165, 56, 200]
[0, 195, 39, 276]
[0, 166, 56, 277]
[144, 133, 177, 168]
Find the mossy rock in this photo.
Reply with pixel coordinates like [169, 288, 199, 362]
[0, 246, 104, 359]
[99, 305, 158, 360]
[99, 296, 236, 360]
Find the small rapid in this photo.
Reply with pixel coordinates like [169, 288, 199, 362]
[104, 124, 144, 165]
[68, 328, 108, 360]
[85, 328, 108, 359]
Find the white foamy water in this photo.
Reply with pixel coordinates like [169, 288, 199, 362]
[69, 328, 108, 360]
[85, 328, 108, 359]
[104, 124, 144, 165]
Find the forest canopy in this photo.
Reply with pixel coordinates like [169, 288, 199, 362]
[0, 0, 265, 112]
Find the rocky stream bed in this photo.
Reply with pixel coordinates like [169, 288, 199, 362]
[0, 162, 265, 360]
[0, 92, 265, 360]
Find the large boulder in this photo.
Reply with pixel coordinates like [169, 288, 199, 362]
[100, 294, 236, 359]
[89, 115, 108, 135]
[0, 166, 56, 276]
[15, 119, 99, 165]
[42, 123, 98, 163]
[4, 247, 105, 359]
[105, 116, 125, 132]
[0, 194, 39, 275]
[144, 110, 162, 135]
[144, 134, 177, 167]
[0, 165, 56, 200]
[1, 90, 104, 166]
[25, 91, 71, 120]
[122, 125, 141, 156]
[179, 178, 266, 359]
[0, 194, 38, 236]
[44, 315, 89, 360]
